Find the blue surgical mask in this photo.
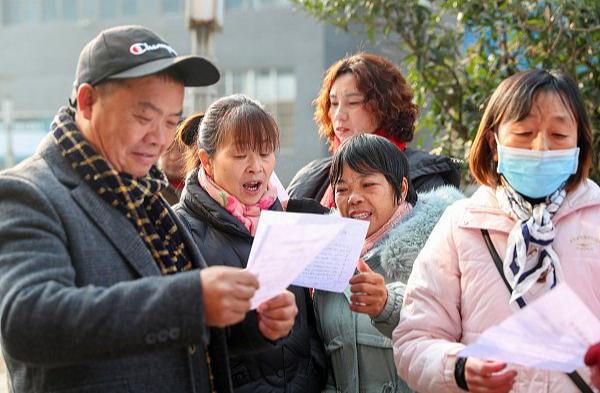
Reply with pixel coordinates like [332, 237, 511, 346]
[496, 138, 579, 198]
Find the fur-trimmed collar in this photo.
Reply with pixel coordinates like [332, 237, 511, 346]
[365, 186, 464, 282]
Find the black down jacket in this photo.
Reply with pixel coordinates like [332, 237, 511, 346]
[174, 171, 327, 393]
[287, 147, 461, 201]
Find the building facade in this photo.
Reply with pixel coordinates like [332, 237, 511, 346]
[0, 0, 370, 184]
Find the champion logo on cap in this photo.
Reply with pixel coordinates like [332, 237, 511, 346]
[129, 42, 178, 56]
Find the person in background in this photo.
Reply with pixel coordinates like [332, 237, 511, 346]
[393, 69, 599, 393]
[159, 139, 188, 204]
[287, 52, 460, 207]
[174, 95, 327, 393]
[159, 115, 200, 204]
[0, 25, 295, 393]
[314, 133, 462, 393]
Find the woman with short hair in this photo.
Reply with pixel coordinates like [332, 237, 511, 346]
[315, 133, 462, 393]
[393, 69, 600, 393]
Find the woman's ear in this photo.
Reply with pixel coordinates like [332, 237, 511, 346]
[400, 177, 408, 204]
[198, 149, 213, 177]
[486, 130, 498, 162]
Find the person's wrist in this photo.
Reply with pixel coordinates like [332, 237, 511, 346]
[454, 356, 469, 391]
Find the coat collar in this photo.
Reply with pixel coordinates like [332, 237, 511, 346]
[458, 181, 600, 233]
[373, 185, 464, 282]
[457, 186, 515, 233]
[180, 169, 283, 238]
[37, 133, 80, 188]
[181, 170, 253, 237]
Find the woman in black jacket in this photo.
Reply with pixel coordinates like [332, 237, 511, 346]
[287, 52, 461, 206]
[173, 94, 327, 393]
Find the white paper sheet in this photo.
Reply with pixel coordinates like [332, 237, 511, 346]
[246, 211, 369, 308]
[246, 211, 345, 308]
[269, 172, 289, 202]
[291, 215, 369, 292]
[459, 284, 600, 372]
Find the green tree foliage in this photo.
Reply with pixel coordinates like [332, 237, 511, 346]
[293, 0, 600, 180]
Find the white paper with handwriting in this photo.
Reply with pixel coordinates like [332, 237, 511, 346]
[246, 211, 368, 308]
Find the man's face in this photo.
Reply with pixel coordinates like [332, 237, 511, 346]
[84, 75, 184, 178]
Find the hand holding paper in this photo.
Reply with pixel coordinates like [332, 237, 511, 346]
[348, 259, 388, 317]
[463, 358, 516, 393]
[459, 284, 600, 373]
[256, 290, 298, 340]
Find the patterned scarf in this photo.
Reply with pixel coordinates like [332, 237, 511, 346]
[52, 107, 192, 275]
[198, 167, 277, 236]
[495, 176, 566, 307]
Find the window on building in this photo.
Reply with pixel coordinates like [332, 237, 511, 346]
[225, 0, 245, 11]
[2, 0, 143, 25]
[3, 0, 42, 25]
[80, 0, 96, 19]
[41, 0, 59, 21]
[62, 0, 78, 21]
[225, 0, 289, 11]
[22, 0, 41, 23]
[122, 0, 138, 16]
[161, 0, 184, 14]
[95, 0, 139, 19]
[39, 0, 82, 23]
[0, 118, 51, 169]
[99, 0, 117, 18]
[218, 68, 297, 150]
[253, 0, 289, 9]
[3, 0, 20, 25]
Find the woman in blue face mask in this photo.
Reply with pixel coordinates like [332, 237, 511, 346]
[393, 69, 600, 393]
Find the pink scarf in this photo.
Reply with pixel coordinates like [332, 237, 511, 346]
[360, 202, 412, 257]
[198, 168, 277, 236]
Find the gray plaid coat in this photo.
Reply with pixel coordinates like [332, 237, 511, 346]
[0, 133, 219, 393]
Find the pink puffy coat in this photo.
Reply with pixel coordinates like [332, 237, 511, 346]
[393, 180, 600, 393]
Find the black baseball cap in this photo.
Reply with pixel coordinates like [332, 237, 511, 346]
[70, 25, 220, 103]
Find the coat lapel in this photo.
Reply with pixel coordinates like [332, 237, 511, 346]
[40, 130, 162, 278]
[71, 183, 161, 278]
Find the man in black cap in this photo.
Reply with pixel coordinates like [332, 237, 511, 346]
[0, 25, 297, 393]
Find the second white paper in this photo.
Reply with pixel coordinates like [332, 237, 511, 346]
[251, 210, 369, 292]
[246, 211, 344, 308]
[459, 284, 600, 372]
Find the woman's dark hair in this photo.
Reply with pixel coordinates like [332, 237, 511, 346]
[315, 52, 419, 151]
[330, 134, 417, 205]
[176, 94, 280, 173]
[469, 69, 593, 191]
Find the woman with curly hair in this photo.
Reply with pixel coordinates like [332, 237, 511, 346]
[287, 52, 460, 207]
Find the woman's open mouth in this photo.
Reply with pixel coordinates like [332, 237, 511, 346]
[243, 180, 263, 194]
[349, 211, 372, 220]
